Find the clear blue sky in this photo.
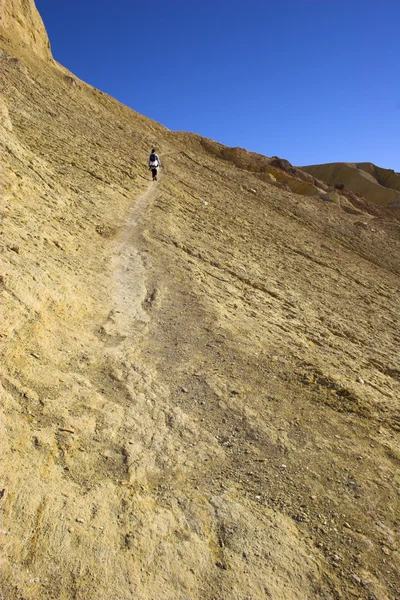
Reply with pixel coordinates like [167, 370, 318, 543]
[35, 0, 400, 170]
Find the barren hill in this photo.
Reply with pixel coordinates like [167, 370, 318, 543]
[302, 162, 400, 208]
[1, 2, 400, 600]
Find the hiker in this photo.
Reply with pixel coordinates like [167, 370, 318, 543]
[148, 148, 161, 181]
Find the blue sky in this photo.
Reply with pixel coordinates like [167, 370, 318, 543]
[35, 0, 400, 170]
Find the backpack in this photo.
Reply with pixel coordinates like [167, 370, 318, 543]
[150, 152, 157, 163]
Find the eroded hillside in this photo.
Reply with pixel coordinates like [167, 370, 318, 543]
[302, 162, 400, 208]
[1, 2, 400, 599]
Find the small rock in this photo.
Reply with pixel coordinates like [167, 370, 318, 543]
[76, 518, 84, 524]
[344, 522, 351, 529]
[381, 546, 391, 555]
[64, 75, 78, 87]
[294, 513, 309, 523]
[332, 554, 342, 563]
[357, 376, 365, 384]
[10, 245, 20, 254]
[202, 201, 208, 206]
[181, 387, 188, 393]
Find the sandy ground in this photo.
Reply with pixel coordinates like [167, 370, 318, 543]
[1, 5, 400, 599]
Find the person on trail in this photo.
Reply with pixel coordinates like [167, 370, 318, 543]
[148, 148, 161, 181]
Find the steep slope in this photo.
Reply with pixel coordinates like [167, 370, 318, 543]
[302, 161, 400, 208]
[1, 2, 400, 600]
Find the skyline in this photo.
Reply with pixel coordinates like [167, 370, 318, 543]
[35, 0, 400, 171]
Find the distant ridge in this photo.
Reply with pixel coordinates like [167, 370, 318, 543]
[301, 161, 400, 207]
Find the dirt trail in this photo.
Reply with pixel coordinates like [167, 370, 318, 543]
[105, 179, 157, 338]
[92, 170, 328, 600]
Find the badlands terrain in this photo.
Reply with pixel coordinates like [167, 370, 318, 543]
[302, 162, 400, 209]
[1, 1, 400, 599]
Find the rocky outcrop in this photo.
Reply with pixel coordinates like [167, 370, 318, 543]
[0, 0, 51, 59]
[198, 137, 328, 198]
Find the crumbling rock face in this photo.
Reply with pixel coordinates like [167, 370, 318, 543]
[198, 138, 328, 198]
[0, 0, 51, 59]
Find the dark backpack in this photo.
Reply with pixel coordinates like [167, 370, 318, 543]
[150, 152, 157, 163]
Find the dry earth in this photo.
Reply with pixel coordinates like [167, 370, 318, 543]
[1, 2, 400, 599]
